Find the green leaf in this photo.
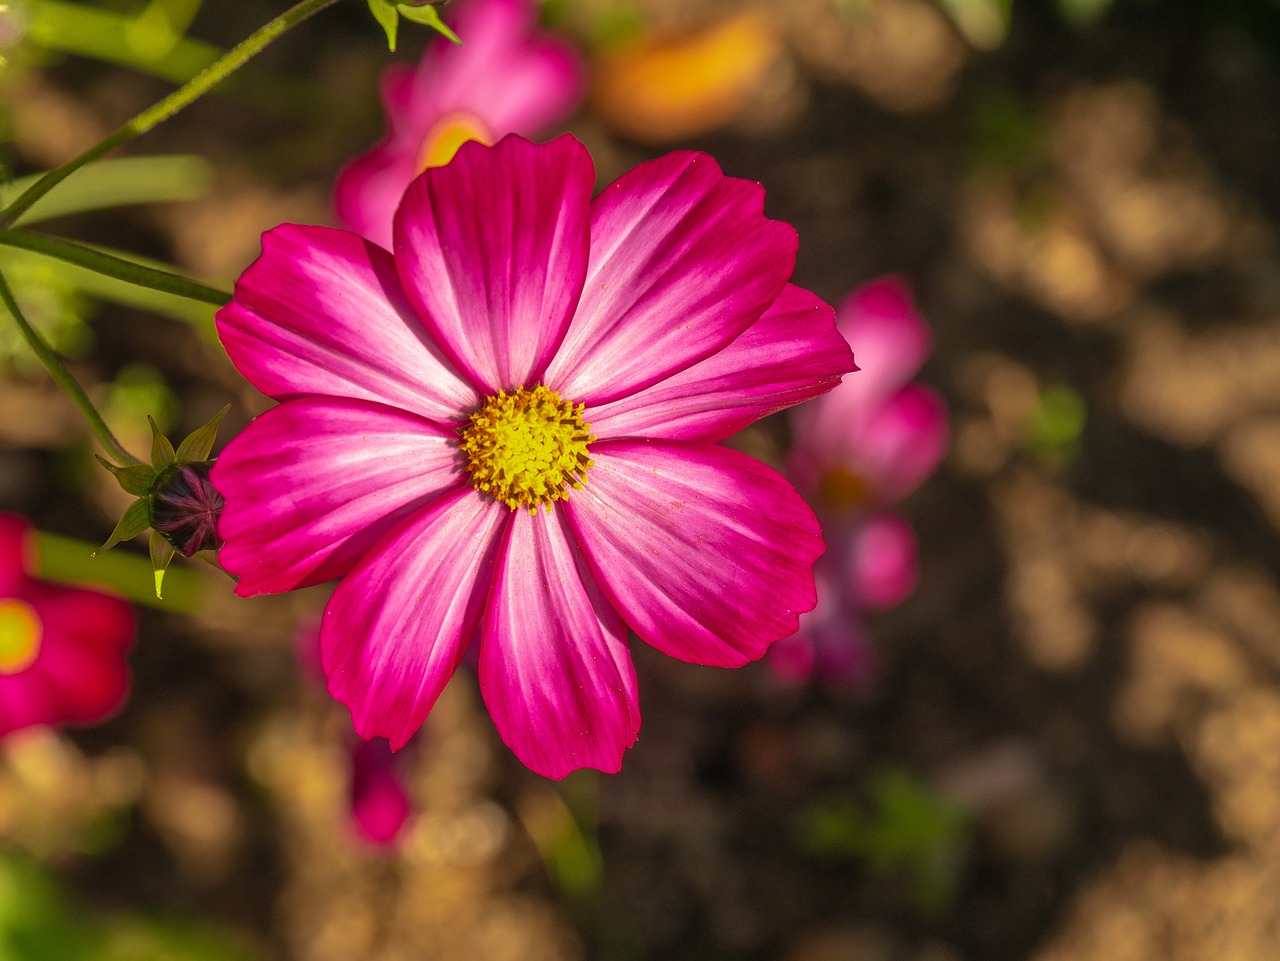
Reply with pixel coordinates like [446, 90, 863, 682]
[95, 455, 157, 496]
[367, 0, 400, 50]
[148, 415, 175, 470]
[175, 404, 230, 462]
[397, 3, 460, 43]
[95, 498, 151, 555]
[24, 0, 221, 84]
[149, 530, 176, 599]
[0, 156, 214, 228]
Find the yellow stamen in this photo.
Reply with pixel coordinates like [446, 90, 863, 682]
[416, 111, 494, 172]
[0, 598, 42, 675]
[460, 385, 595, 513]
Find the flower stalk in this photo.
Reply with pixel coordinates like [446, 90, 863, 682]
[0, 229, 231, 306]
[0, 0, 344, 228]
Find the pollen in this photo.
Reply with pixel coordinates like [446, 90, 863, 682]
[0, 598, 42, 675]
[460, 385, 595, 512]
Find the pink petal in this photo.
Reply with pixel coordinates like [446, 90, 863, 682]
[479, 508, 639, 779]
[335, 0, 585, 250]
[322, 489, 509, 750]
[332, 61, 427, 248]
[212, 398, 466, 597]
[793, 275, 933, 450]
[587, 284, 854, 443]
[217, 224, 479, 425]
[31, 584, 135, 657]
[811, 615, 877, 691]
[332, 64, 419, 248]
[28, 586, 135, 725]
[843, 513, 918, 611]
[766, 630, 816, 685]
[545, 151, 798, 406]
[0, 513, 32, 595]
[334, 141, 420, 250]
[379, 61, 418, 125]
[0, 675, 54, 734]
[837, 276, 932, 401]
[565, 441, 822, 667]
[847, 383, 949, 501]
[40, 637, 131, 725]
[393, 134, 592, 393]
[415, 0, 584, 136]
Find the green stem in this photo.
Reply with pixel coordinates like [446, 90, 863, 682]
[0, 228, 231, 306]
[0, 0, 343, 228]
[0, 269, 141, 466]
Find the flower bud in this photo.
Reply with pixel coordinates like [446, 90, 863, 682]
[148, 461, 224, 556]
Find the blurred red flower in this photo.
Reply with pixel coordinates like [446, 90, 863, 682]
[0, 514, 136, 736]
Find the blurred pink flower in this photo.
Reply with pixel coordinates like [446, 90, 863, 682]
[214, 134, 853, 778]
[297, 616, 415, 847]
[0, 514, 135, 736]
[335, 0, 585, 248]
[789, 277, 948, 509]
[349, 737, 414, 848]
[774, 277, 947, 688]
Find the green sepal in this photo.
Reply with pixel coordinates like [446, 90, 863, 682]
[175, 404, 230, 463]
[397, 2, 460, 43]
[367, 0, 400, 50]
[95, 498, 151, 555]
[149, 529, 176, 599]
[95, 455, 157, 496]
[148, 415, 176, 470]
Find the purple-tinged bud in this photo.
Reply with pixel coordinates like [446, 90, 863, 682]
[148, 461, 224, 556]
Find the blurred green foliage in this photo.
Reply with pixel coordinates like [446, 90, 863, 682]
[935, 0, 1120, 46]
[0, 153, 218, 361]
[531, 773, 604, 906]
[542, 0, 645, 45]
[0, 156, 214, 228]
[0, 251, 93, 366]
[1026, 384, 1087, 465]
[794, 768, 969, 913]
[0, 851, 254, 961]
[35, 528, 205, 611]
[16, 0, 218, 82]
[967, 87, 1047, 175]
[104, 362, 178, 437]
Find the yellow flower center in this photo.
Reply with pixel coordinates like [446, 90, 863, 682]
[817, 465, 872, 512]
[416, 111, 494, 172]
[0, 598, 42, 675]
[460, 386, 595, 513]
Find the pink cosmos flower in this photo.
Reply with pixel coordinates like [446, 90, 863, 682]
[213, 133, 854, 778]
[335, 0, 585, 249]
[774, 277, 947, 688]
[0, 513, 136, 736]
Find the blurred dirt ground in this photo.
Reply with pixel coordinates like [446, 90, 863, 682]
[4, 0, 1280, 959]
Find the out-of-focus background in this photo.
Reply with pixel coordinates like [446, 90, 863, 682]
[3, 0, 1280, 958]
